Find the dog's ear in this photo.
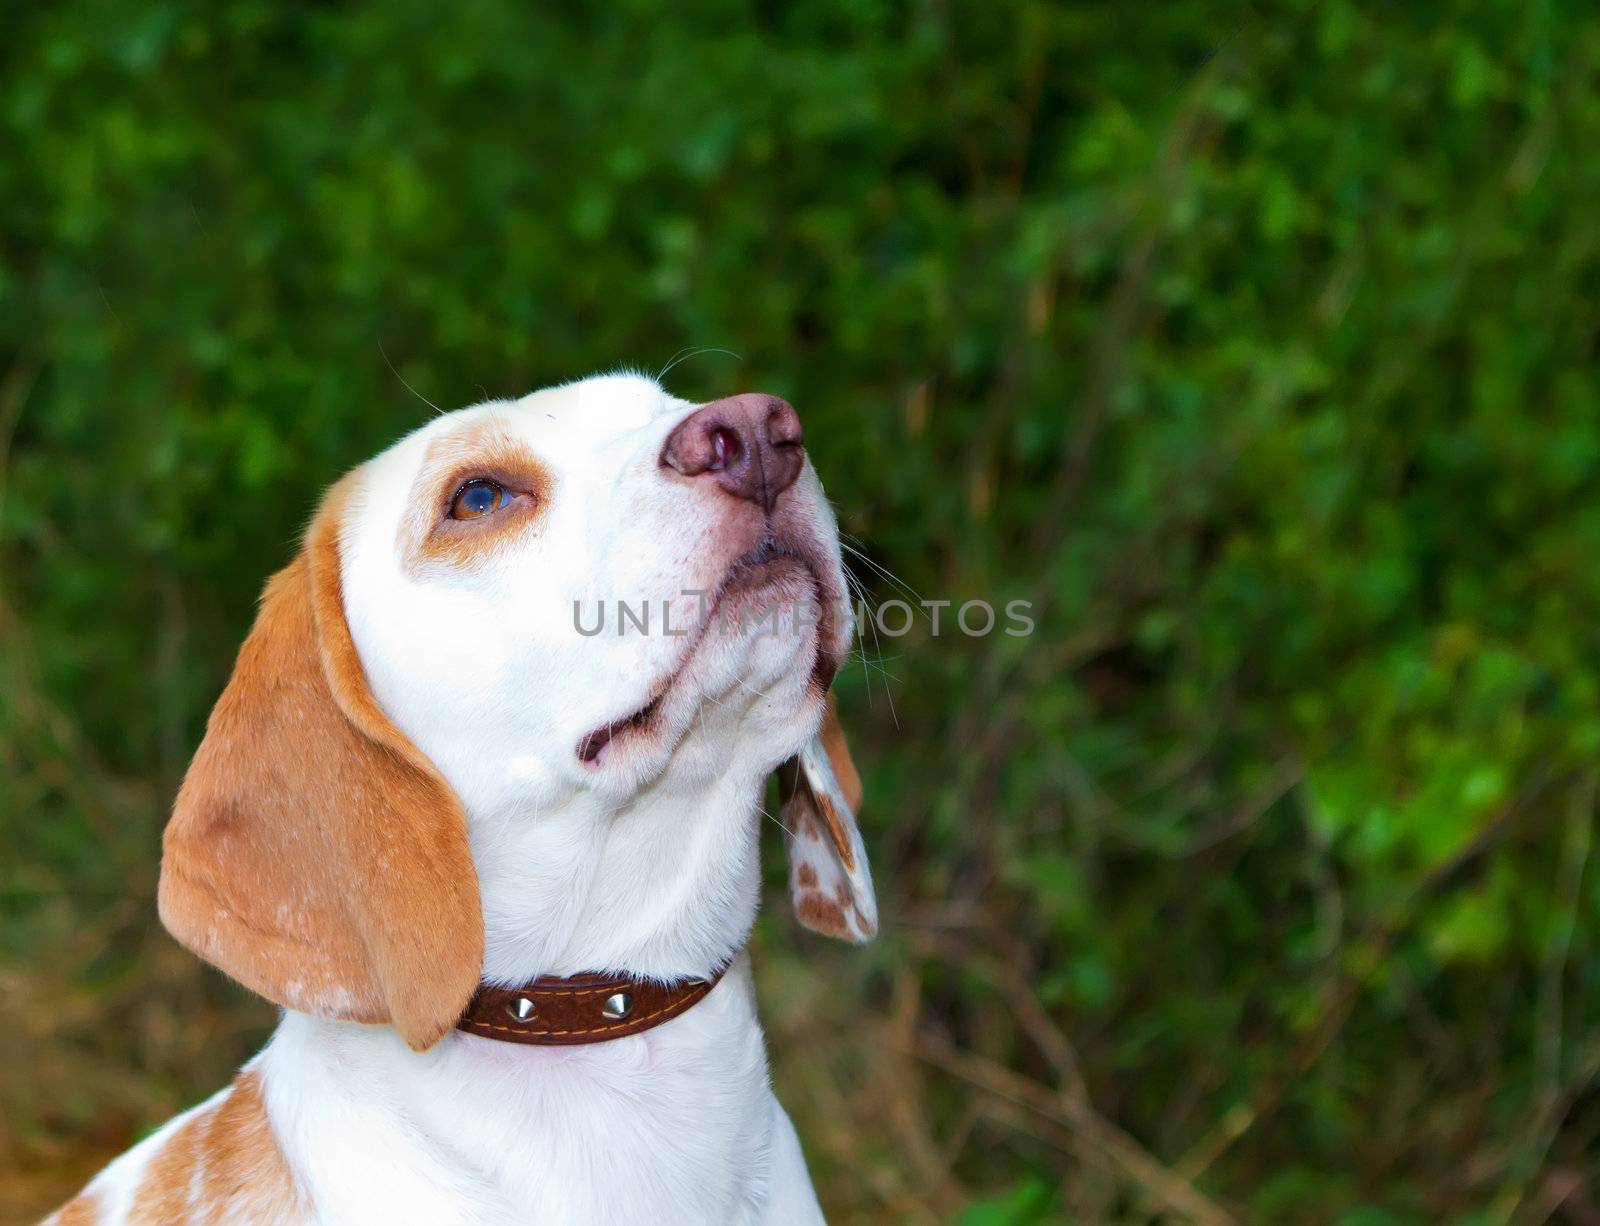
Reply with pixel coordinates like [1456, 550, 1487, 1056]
[777, 695, 877, 941]
[158, 478, 484, 1051]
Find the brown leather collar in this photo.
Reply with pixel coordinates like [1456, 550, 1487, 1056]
[456, 963, 730, 1046]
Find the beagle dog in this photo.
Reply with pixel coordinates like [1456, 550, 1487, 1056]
[45, 373, 876, 1225]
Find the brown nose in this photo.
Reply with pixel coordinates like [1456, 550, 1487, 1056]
[660, 393, 804, 512]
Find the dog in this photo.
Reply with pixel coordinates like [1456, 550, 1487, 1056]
[44, 373, 876, 1225]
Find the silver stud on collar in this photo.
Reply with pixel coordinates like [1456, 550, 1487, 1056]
[506, 996, 537, 1022]
[601, 991, 633, 1020]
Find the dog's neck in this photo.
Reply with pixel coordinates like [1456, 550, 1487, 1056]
[264, 948, 775, 1223]
[467, 764, 767, 986]
[253, 762, 777, 1220]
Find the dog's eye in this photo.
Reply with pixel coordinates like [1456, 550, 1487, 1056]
[450, 479, 507, 519]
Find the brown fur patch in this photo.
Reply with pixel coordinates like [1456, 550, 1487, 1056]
[794, 807, 820, 840]
[796, 862, 818, 888]
[159, 476, 484, 1051]
[45, 1189, 103, 1225]
[127, 1101, 205, 1225]
[399, 418, 551, 574]
[126, 1072, 300, 1225]
[795, 891, 848, 936]
[819, 694, 862, 812]
[812, 792, 856, 872]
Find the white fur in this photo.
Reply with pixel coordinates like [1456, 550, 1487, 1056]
[68, 373, 852, 1223]
[257, 956, 821, 1225]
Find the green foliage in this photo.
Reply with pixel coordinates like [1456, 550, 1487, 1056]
[6, 0, 1600, 1220]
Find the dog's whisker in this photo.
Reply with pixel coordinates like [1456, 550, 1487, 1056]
[755, 800, 797, 842]
[838, 566, 890, 707]
[696, 686, 731, 712]
[856, 569, 897, 718]
[839, 538, 923, 608]
[839, 539, 924, 608]
[655, 347, 698, 382]
[656, 346, 744, 383]
[377, 337, 445, 417]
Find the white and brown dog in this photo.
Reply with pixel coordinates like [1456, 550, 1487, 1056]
[45, 373, 876, 1225]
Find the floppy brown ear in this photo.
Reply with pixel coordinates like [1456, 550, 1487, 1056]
[158, 477, 484, 1051]
[777, 694, 877, 941]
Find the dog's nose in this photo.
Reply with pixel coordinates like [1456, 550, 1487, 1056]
[660, 393, 804, 512]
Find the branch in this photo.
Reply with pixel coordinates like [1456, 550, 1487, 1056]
[912, 1032, 1235, 1225]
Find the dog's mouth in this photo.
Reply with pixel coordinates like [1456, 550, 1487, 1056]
[575, 541, 838, 767]
[576, 693, 664, 764]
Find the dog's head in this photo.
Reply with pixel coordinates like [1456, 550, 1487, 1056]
[158, 374, 875, 1050]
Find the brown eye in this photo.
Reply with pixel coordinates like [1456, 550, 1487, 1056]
[449, 479, 507, 519]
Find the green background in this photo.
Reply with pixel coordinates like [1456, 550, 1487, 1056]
[5, 1, 1600, 1221]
